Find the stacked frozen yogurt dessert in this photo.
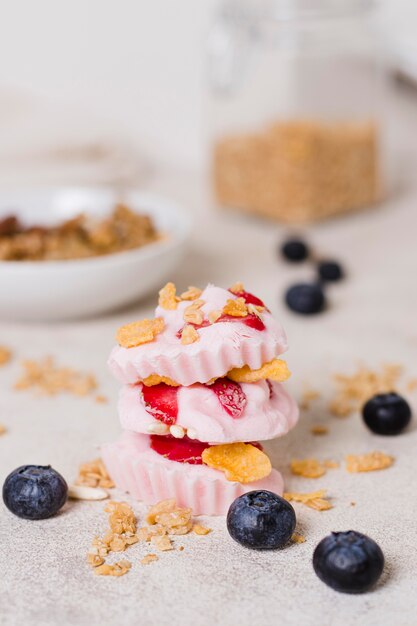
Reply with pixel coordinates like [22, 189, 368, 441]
[103, 282, 298, 515]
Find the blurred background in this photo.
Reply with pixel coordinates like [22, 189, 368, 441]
[0, 0, 415, 183]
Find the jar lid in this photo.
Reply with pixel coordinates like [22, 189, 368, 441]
[220, 0, 374, 22]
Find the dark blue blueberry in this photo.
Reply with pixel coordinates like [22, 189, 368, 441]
[281, 239, 309, 263]
[3, 465, 68, 520]
[363, 392, 411, 436]
[227, 490, 296, 549]
[285, 283, 326, 315]
[318, 261, 344, 282]
[313, 531, 384, 593]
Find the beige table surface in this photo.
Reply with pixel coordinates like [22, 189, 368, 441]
[1, 86, 417, 626]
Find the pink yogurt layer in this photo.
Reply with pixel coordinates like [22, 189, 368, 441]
[108, 285, 288, 387]
[101, 431, 284, 516]
[119, 380, 299, 443]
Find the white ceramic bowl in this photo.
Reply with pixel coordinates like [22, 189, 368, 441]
[0, 187, 191, 321]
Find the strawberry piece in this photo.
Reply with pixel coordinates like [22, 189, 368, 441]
[209, 378, 247, 418]
[217, 313, 266, 331]
[150, 435, 209, 464]
[266, 380, 274, 399]
[229, 289, 265, 308]
[141, 384, 179, 425]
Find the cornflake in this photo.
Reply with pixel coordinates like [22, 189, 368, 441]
[95, 394, 108, 404]
[346, 451, 394, 473]
[0, 424, 6, 436]
[311, 425, 328, 436]
[202, 442, 272, 483]
[183, 300, 204, 326]
[116, 317, 164, 349]
[284, 489, 332, 511]
[181, 325, 200, 345]
[0, 346, 11, 366]
[180, 286, 202, 301]
[329, 364, 403, 417]
[300, 387, 321, 411]
[290, 458, 327, 479]
[159, 282, 179, 310]
[193, 524, 211, 536]
[229, 282, 245, 294]
[208, 310, 221, 323]
[14, 356, 97, 396]
[228, 359, 290, 384]
[291, 533, 306, 544]
[222, 297, 248, 318]
[141, 554, 159, 565]
[75, 458, 115, 489]
[142, 373, 179, 387]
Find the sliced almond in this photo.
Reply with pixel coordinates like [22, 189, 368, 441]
[68, 485, 109, 500]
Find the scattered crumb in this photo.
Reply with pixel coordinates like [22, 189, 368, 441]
[290, 458, 327, 479]
[351, 502, 356, 506]
[159, 282, 179, 310]
[141, 554, 159, 565]
[329, 363, 403, 417]
[0, 424, 6, 436]
[284, 489, 332, 511]
[95, 394, 108, 404]
[75, 458, 115, 489]
[181, 324, 200, 345]
[180, 286, 202, 301]
[151, 535, 174, 552]
[193, 524, 211, 536]
[116, 317, 165, 348]
[88, 501, 138, 577]
[324, 460, 339, 469]
[183, 299, 204, 325]
[407, 378, 417, 392]
[178, 546, 185, 551]
[291, 533, 306, 544]
[346, 451, 394, 473]
[300, 387, 321, 410]
[14, 356, 97, 396]
[0, 346, 11, 366]
[310, 425, 328, 436]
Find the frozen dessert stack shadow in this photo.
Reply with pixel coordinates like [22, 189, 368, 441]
[103, 282, 299, 515]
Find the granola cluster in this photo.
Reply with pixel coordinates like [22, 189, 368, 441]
[14, 356, 98, 396]
[88, 499, 211, 576]
[0, 204, 160, 261]
[75, 458, 115, 489]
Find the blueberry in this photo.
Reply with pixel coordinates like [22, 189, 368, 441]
[3, 465, 68, 520]
[363, 392, 411, 436]
[318, 261, 344, 282]
[285, 283, 326, 315]
[313, 530, 384, 593]
[227, 490, 296, 549]
[281, 238, 309, 263]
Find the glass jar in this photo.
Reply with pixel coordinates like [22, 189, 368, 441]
[208, 0, 385, 223]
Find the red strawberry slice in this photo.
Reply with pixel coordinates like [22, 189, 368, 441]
[141, 384, 179, 425]
[150, 434, 209, 464]
[209, 378, 247, 418]
[217, 313, 266, 331]
[266, 379, 274, 399]
[229, 289, 265, 308]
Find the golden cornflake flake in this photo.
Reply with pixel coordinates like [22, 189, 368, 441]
[222, 297, 248, 318]
[229, 282, 245, 294]
[159, 282, 179, 310]
[193, 524, 211, 536]
[407, 378, 417, 392]
[141, 554, 159, 565]
[14, 356, 97, 397]
[95, 394, 108, 404]
[0, 424, 6, 436]
[0, 346, 11, 366]
[142, 373, 179, 387]
[208, 309, 221, 323]
[183, 300, 204, 325]
[329, 364, 403, 417]
[291, 533, 306, 544]
[346, 451, 394, 473]
[202, 442, 272, 483]
[180, 286, 202, 301]
[300, 387, 321, 410]
[311, 425, 328, 436]
[181, 324, 200, 345]
[284, 489, 332, 511]
[151, 535, 174, 551]
[290, 458, 327, 479]
[116, 317, 164, 349]
[75, 458, 115, 489]
[227, 359, 290, 384]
